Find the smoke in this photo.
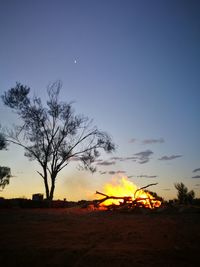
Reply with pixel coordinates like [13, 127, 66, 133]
[61, 172, 96, 201]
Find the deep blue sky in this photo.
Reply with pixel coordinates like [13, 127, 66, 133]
[0, 0, 200, 200]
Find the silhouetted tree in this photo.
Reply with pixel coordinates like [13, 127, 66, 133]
[2, 81, 115, 200]
[0, 131, 11, 189]
[174, 182, 195, 204]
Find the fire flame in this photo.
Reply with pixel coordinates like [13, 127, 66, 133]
[98, 176, 161, 209]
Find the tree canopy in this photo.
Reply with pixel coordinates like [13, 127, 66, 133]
[174, 182, 195, 204]
[2, 81, 115, 200]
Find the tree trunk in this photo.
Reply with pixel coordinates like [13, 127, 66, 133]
[43, 167, 50, 200]
[49, 183, 55, 200]
[49, 172, 57, 200]
[44, 178, 50, 200]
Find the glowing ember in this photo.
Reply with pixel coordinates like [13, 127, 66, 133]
[97, 176, 161, 209]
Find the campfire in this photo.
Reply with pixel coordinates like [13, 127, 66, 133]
[94, 176, 162, 210]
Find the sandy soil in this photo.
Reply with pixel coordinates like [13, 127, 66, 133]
[0, 207, 199, 266]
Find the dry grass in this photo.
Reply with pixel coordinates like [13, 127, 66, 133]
[0, 207, 199, 266]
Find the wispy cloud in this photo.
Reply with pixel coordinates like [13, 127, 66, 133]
[142, 138, 164, 144]
[110, 156, 136, 162]
[193, 168, 200, 173]
[134, 150, 153, 158]
[134, 150, 153, 164]
[129, 138, 136, 143]
[192, 175, 200, 179]
[110, 156, 125, 161]
[125, 156, 137, 161]
[137, 175, 157, 178]
[138, 159, 149, 164]
[96, 160, 116, 166]
[158, 155, 182, 161]
[108, 170, 126, 175]
[99, 171, 107, 175]
[117, 170, 126, 174]
[108, 171, 116, 175]
[109, 156, 122, 160]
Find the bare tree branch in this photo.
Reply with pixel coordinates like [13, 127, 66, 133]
[1, 82, 115, 200]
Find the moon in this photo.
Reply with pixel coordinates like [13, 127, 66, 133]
[74, 59, 77, 64]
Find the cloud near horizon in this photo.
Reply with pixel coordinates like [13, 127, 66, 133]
[109, 156, 137, 162]
[108, 170, 126, 175]
[193, 168, 200, 173]
[158, 155, 182, 161]
[99, 171, 107, 175]
[137, 175, 157, 178]
[96, 160, 116, 166]
[99, 170, 127, 175]
[192, 175, 200, 179]
[142, 138, 164, 144]
[109, 156, 126, 161]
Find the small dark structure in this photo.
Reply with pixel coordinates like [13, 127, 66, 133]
[32, 193, 43, 201]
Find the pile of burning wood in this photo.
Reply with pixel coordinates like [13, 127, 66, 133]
[93, 180, 162, 211]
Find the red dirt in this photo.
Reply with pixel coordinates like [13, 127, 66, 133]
[0, 207, 199, 266]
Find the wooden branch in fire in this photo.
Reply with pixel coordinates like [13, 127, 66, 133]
[96, 191, 132, 205]
[95, 183, 161, 209]
[134, 183, 158, 198]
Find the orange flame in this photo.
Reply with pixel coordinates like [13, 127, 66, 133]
[98, 175, 161, 209]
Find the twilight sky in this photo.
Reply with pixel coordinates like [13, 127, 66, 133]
[0, 0, 200, 200]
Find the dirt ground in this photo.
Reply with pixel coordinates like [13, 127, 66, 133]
[0, 207, 199, 267]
